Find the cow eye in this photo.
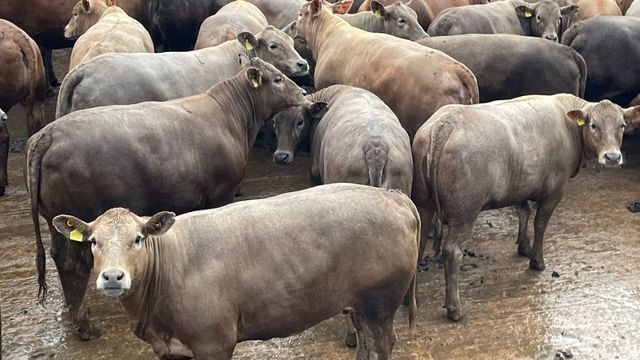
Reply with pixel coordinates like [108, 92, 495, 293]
[536, 16, 541, 22]
[590, 123, 597, 131]
[269, 43, 278, 50]
[89, 238, 97, 246]
[134, 235, 142, 245]
[274, 76, 283, 83]
[621, 124, 627, 130]
[297, 119, 304, 127]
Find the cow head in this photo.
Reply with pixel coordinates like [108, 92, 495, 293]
[514, 0, 578, 42]
[240, 57, 310, 123]
[0, 108, 6, 126]
[566, 100, 640, 167]
[53, 208, 176, 297]
[239, 26, 309, 78]
[64, 0, 111, 40]
[370, 1, 428, 40]
[272, 102, 329, 164]
[296, 0, 333, 48]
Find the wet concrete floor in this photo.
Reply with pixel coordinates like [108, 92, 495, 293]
[1, 50, 639, 360]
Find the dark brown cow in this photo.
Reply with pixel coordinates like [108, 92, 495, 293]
[412, 94, 639, 322]
[428, 0, 578, 42]
[26, 57, 307, 340]
[295, 0, 478, 138]
[358, 0, 486, 30]
[52, 184, 419, 358]
[195, 1, 268, 49]
[0, 19, 46, 196]
[0, 0, 146, 86]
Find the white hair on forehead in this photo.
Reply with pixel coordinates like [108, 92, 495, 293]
[97, 208, 138, 226]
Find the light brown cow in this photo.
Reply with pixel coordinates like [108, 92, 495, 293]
[295, 0, 479, 138]
[52, 183, 419, 359]
[0, 19, 46, 196]
[65, 0, 154, 70]
[412, 94, 639, 322]
[573, 0, 621, 21]
[194, 0, 268, 49]
[358, 0, 487, 29]
[27, 57, 308, 340]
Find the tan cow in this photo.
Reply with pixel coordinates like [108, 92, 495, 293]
[0, 19, 46, 196]
[195, 0, 268, 49]
[52, 184, 419, 359]
[296, 0, 479, 138]
[573, 0, 621, 21]
[412, 94, 639, 322]
[65, 0, 153, 70]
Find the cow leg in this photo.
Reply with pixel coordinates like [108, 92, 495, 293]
[515, 201, 532, 257]
[344, 313, 357, 347]
[529, 196, 561, 271]
[48, 222, 98, 340]
[40, 47, 60, 87]
[189, 331, 236, 360]
[351, 311, 395, 360]
[416, 203, 436, 262]
[443, 219, 473, 322]
[0, 123, 9, 196]
[22, 98, 45, 137]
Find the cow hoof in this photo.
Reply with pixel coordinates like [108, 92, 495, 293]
[517, 245, 530, 257]
[446, 308, 463, 322]
[344, 331, 357, 348]
[78, 325, 103, 341]
[529, 259, 545, 271]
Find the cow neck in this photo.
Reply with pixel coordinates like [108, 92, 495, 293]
[122, 234, 182, 341]
[308, 10, 351, 63]
[340, 13, 382, 34]
[206, 78, 261, 154]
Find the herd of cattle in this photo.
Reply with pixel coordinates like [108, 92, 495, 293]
[1, 0, 639, 358]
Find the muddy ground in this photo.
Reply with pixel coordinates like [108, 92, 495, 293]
[1, 50, 639, 360]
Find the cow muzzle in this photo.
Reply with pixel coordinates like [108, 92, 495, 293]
[292, 60, 310, 77]
[96, 267, 131, 297]
[600, 150, 623, 167]
[273, 150, 294, 164]
[544, 33, 559, 42]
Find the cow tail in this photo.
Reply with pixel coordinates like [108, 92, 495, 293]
[408, 199, 421, 331]
[429, 120, 455, 257]
[55, 66, 84, 119]
[570, 49, 588, 98]
[26, 131, 52, 303]
[457, 65, 480, 105]
[364, 138, 388, 188]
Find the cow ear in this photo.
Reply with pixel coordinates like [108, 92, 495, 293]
[143, 211, 176, 236]
[307, 101, 329, 121]
[371, 1, 386, 17]
[237, 32, 258, 52]
[52, 215, 91, 243]
[332, 0, 354, 14]
[246, 67, 263, 89]
[82, 0, 91, 13]
[560, 4, 579, 16]
[282, 21, 297, 38]
[514, 5, 535, 18]
[106, 0, 117, 6]
[567, 109, 587, 127]
[623, 106, 640, 134]
[310, 0, 323, 15]
[403, 0, 414, 7]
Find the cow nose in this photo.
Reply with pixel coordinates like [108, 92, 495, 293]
[301, 89, 308, 96]
[274, 152, 290, 164]
[545, 34, 558, 41]
[604, 152, 621, 163]
[297, 60, 309, 71]
[102, 269, 124, 282]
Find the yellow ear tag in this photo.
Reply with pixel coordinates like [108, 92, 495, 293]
[245, 40, 253, 51]
[576, 119, 585, 127]
[374, 9, 382, 17]
[252, 78, 259, 88]
[524, 10, 532, 18]
[69, 229, 83, 242]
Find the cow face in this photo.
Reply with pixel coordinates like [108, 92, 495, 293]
[567, 100, 639, 167]
[0, 108, 6, 126]
[240, 27, 310, 78]
[245, 57, 310, 118]
[53, 209, 175, 297]
[64, 0, 108, 40]
[297, 0, 329, 45]
[272, 102, 329, 164]
[371, 1, 428, 40]
[515, 0, 578, 42]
